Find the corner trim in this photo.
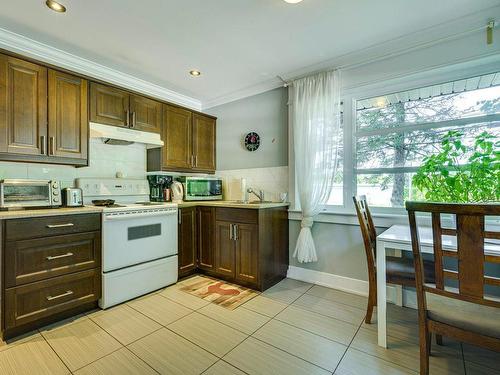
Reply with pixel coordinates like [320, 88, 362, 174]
[0, 27, 202, 111]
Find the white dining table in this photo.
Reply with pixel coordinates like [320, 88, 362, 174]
[376, 224, 500, 348]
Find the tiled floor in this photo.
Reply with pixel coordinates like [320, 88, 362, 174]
[1, 276, 499, 374]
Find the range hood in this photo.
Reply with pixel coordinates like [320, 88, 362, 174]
[90, 122, 164, 148]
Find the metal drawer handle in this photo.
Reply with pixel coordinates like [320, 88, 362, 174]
[46, 290, 73, 301]
[46, 252, 74, 261]
[46, 223, 74, 228]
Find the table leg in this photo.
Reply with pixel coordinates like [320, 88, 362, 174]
[394, 249, 403, 307]
[376, 238, 387, 348]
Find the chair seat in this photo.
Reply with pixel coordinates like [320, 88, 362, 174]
[385, 256, 435, 286]
[426, 292, 500, 339]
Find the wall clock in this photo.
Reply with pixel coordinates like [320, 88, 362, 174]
[244, 132, 261, 152]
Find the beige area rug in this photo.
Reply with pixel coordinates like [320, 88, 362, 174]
[179, 276, 259, 310]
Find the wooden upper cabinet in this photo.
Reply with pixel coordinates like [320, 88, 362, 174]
[162, 105, 192, 170]
[192, 114, 216, 172]
[48, 70, 88, 161]
[129, 95, 161, 133]
[0, 55, 47, 155]
[89, 83, 129, 128]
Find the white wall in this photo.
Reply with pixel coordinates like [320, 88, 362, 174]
[0, 138, 146, 187]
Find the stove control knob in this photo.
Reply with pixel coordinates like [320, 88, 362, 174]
[53, 197, 59, 202]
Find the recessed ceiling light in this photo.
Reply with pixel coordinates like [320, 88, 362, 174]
[283, 0, 303, 3]
[189, 70, 201, 77]
[46, 0, 66, 13]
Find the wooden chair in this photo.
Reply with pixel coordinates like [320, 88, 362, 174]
[353, 196, 435, 324]
[406, 201, 500, 375]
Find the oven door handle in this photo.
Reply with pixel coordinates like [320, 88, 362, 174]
[103, 210, 177, 221]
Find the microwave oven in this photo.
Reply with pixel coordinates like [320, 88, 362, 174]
[178, 176, 223, 201]
[0, 179, 62, 209]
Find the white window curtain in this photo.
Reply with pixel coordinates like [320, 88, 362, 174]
[291, 70, 342, 263]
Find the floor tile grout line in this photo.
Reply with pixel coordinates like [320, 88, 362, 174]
[122, 345, 162, 375]
[126, 298, 197, 327]
[163, 323, 243, 360]
[41, 318, 126, 373]
[249, 331, 342, 373]
[239, 302, 287, 319]
[460, 343, 467, 375]
[332, 314, 365, 374]
[194, 307, 271, 336]
[277, 301, 364, 326]
[270, 312, 357, 348]
[37, 329, 74, 375]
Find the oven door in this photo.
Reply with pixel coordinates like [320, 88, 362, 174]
[102, 209, 178, 272]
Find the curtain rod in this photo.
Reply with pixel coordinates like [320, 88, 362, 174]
[277, 20, 495, 88]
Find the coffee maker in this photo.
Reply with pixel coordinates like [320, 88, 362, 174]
[147, 175, 173, 202]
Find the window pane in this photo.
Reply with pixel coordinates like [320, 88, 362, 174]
[357, 84, 500, 131]
[357, 173, 423, 207]
[356, 121, 499, 169]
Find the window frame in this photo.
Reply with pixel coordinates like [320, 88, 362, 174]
[317, 62, 500, 216]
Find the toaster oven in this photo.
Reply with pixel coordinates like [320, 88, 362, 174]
[0, 179, 62, 209]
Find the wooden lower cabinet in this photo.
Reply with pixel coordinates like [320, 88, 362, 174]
[177, 205, 288, 291]
[215, 220, 235, 278]
[1, 213, 101, 340]
[234, 223, 259, 284]
[178, 207, 197, 277]
[197, 207, 215, 272]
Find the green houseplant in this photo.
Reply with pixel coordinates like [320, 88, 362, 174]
[412, 130, 500, 203]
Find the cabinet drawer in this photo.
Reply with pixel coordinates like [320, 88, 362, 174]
[4, 269, 100, 329]
[5, 231, 101, 287]
[5, 213, 101, 241]
[216, 208, 258, 224]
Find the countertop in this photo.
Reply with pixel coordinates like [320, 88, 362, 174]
[0, 201, 288, 220]
[0, 206, 102, 220]
[177, 201, 290, 209]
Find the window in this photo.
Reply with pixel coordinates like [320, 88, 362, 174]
[354, 73, 500, 208]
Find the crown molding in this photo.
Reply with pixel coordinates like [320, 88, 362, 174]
[0, 27, 202, 111]
[202, 5, 500, 109]
[202, 76, 284, 110]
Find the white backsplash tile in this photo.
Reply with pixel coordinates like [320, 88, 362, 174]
[218, 166, 288, 202]
[0, 138, 147, 185]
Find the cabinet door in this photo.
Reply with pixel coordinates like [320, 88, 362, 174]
[215, 221, 235, 278]
[178, 207, 197, 277]
[129, 94, 161, 133]
[89, 83, 129, 128]
[48, 70, 88, 161]
[0, 55, 47, 155]
[197, 207, 215, 272]
[162, 105, 192, 170]
[192, 114, 216, 173]
[234, 223, 259, 284]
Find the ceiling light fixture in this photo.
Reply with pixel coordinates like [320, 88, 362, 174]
[189, 70, 201, 77]
[46, 0, 66, 13]
[283, 0, 304, 3]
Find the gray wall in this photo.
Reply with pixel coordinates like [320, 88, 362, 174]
[289, 221, 389, 281]
[207, 88, 288, 171]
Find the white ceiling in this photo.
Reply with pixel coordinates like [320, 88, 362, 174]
[0, 0, 498, 108]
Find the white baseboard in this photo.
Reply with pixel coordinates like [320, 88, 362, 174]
[287, 266, 369, 297]
[287, 265, 417, 309]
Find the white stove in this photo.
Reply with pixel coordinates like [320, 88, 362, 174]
[76, 178, 178, 308]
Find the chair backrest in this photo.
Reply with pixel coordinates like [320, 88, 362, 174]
[353, 196, 377, 268]
[406, 201, 500, 310]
